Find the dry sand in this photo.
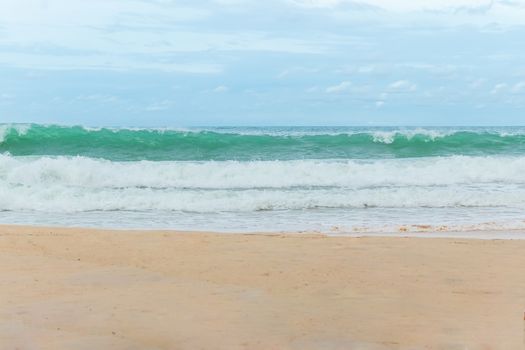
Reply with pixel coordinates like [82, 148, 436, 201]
[1, 225, 525, 349]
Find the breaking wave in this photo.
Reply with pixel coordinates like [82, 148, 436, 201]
[2, 124, 525, 160]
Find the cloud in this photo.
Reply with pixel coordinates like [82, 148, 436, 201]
[490, 83, 507, 94]
[0, 0, 328, 73]
[212, 0, 251, 5]
[469, 78, 486, 89]
[306, 86, 320, 93]
[277, 66, 320, 79]
[0, 25, 326, 55]
[75, 94, 118, 103]
[511, 81, 525, 93]
[145, 99, 174, 111]
[289, 0, 507, 13]
[326, 81, 351, 93]
[388, 80, 417, 92]
[288, 0, 347, 8]
[0, 52, 223, 73]
[213, 85, 229, 93]
[0, 0, 210, 27]
[357, 65, 375, 73]
[0, 93, 15, 100]
[290, 0, 525, 26]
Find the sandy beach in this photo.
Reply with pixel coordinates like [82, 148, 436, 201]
[1, 225, 525, 349]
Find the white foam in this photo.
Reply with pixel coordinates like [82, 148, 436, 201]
[371, 128, 453, 143]
[2, 154, 525, 190]
[1, 154, 525, 213]
[0, 124, 30, 143]
[1, 184, 525, 213]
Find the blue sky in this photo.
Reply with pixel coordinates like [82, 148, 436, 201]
[1, 0, 525, 126]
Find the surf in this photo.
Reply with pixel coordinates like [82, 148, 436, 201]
[1, 154, 525, 212]
[3, 124, 525, 160]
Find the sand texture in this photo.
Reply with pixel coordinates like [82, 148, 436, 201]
[2, 225, 525, 349]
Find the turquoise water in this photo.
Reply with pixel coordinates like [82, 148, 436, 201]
[3, 124, 525, 160]
[1, 124, 525, 234]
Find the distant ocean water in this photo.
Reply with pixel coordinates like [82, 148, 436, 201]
[2, 123, 525, 234]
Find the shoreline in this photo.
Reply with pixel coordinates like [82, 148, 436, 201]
[2, 224, 525, 349]
[3, 223, 525, 240]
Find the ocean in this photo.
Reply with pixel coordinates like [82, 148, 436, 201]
[1, 124, 525, 235]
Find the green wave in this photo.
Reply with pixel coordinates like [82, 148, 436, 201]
[2, 124, 525, 160]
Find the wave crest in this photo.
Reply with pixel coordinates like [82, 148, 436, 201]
[2, 124, 525, 160]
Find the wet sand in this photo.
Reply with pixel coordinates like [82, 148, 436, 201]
[1, 225, 525, 349]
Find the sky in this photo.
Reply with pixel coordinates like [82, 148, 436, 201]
[1, 0, 525, 126]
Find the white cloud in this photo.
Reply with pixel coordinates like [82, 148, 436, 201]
[277, 66, 321, 79]
[1, 24, 325, 55]
[290, 0, 509, 13]
[290, 0, 525, 26]
[76, 94, 118, 103]
[306, 86, 320, 93]
[212, 0, 253, 5]
[490, 83, 507, 94]
[326, 81, 351, 93]
[0, 52, 222, 73]
[0, 0, 328, 72]
[354, 0, 492, 12]
[388, 80, 417, 92]
[145, 99, 174, 111]
[375, 100, 385, 107]
[511, 81, 525, 93]
[469, 78, 486, 89]
[0, 0, 210, 27]
[0, 93, 15, 100]
[214, 85, 229, 93]
[288, 0, 346, 8]
[357, 65, 375, 73]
